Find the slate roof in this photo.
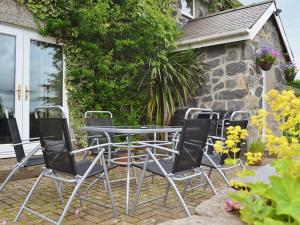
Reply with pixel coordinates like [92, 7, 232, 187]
[179, 1, 273, 42]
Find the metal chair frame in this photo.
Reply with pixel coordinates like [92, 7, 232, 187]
[0, 110, 42, 192]
[132, 118, 217, 217]
[203, 110, 250, 187]
[14, 106, 117, 225]
[132, 144, 216, 217]
[14, 146, 117, 225]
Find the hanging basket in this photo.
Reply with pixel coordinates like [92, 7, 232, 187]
[285, 72, 296, 82]
[259, 62, 273, 71]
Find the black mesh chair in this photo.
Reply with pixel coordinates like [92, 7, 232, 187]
[0, 111, 43, 192]
[201, 111, 250, 187]
[132, 118, 216, 217]
[14, 106, 117, 225]
[84, 111, 115, 163]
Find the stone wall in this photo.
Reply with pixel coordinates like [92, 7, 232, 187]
[172, 17, 288, 139]
[0, 0, 37, 30]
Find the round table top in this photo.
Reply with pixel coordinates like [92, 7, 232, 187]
[82, 125, 182, 134]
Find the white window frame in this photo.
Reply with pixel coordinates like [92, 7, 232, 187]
[0, 22, 67, 158]
[181, 0, 196, 19]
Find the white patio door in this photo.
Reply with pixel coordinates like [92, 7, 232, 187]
[0, 24, 65, 158]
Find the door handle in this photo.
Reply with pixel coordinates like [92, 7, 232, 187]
[25, 84, 30, 101]
[9, 84, 22, 100]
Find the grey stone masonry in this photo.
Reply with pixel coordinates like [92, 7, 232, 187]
[177, 17, 288, 140]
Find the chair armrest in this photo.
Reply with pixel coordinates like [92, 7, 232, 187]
[11, 141, 40, 146]
[22, 137, 40, 141]
[138, 142, 179, 154]
[71, 143, 112, 155]
[208, 136, 225, 141]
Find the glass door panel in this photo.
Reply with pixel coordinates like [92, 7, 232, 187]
[0, 33, 16, 118]
[29, 40, 63, 138]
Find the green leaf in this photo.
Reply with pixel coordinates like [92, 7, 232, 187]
[266, 175, 300, 223]
[254, 217, 286, 225]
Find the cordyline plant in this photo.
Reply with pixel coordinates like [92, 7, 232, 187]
[256, 47, 280, 65]
[229, 90, 300, 225]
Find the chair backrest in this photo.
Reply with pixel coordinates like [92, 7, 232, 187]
[84, 111, 113, 145]
[37, 117, 77, 175]
[172, 118, 211, 173]
[0, 117, 25, 162]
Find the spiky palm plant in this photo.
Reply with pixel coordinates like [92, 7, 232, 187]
[145, 49, 204, 125]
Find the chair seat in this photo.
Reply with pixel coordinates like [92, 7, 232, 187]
[24, 156, 45, 167]
[133, 159, 173, 177]
[76, 160, 117, 177]
[201, 154, 221, 168]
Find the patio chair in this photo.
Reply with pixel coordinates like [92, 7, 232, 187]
[0, 110, 43, 192]
[201, 111, 250, 187]
[14, 106, 117, 225]
[132, 118, 217, 217]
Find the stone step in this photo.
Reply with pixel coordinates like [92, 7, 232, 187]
[0, 158, 43, 183]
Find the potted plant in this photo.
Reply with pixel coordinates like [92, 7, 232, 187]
[256, 47, 280, 71]
[245, 139, 265, 166]
[284, 62, 298, 82]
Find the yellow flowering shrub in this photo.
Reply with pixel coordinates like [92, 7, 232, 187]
[230, 90, 300, 225]
[245, 152, 262, 166]
[214, 126, 248, 165]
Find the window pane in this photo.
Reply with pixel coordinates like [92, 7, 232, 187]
[30, 40, 63, 138]
[181, 0, 194, 17]
[0, 33, 16, 117]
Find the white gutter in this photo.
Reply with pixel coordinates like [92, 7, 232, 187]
[178, 28, 250, 46]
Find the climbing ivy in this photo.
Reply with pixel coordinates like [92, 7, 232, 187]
[23, 0, 179, 145]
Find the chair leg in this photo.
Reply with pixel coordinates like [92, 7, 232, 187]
[76, 187, 83, 208]
[166, 175, 191, 217]
[203, 167, 213, 190]
[202, 170, 217, 195]
[85, 176, 102, 198]
[0, 164, 21, 192]
[163, 182, 170, 202]
[14, 169, 46, 222]
[132, 155, 149, 214]
[217, 168, 230, 187]
[101, 154, 117, 218]
[54, 178, 64, 203]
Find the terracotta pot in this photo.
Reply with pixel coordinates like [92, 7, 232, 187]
[285, 72, 296, 82]
[259, 62, 273, 71]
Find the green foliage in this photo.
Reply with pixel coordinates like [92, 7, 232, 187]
[249, 139, 265, 153]
[205, 0, 242, 13]
[230, 90, 300, 225]
[24, 0, 204, 145]
[146, 49, 204, 125]
[288, 80, 300, 97]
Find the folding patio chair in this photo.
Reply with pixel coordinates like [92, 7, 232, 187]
[14, 106, 117, 225]
[201, 111, 250, 187]
[132, 118, 216, 217]
[0, 110, 43, 192]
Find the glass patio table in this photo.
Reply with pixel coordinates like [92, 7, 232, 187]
[82, 125, 182, 214]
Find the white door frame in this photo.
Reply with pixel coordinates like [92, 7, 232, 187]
[0, 23, 67, 158]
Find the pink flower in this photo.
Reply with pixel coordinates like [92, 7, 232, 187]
[271, 50, 280, 58]
[225, 199, 240, 212]
[2, 221, 6, 225]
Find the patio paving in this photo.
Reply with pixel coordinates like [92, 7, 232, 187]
[0, 166, 230, 225]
